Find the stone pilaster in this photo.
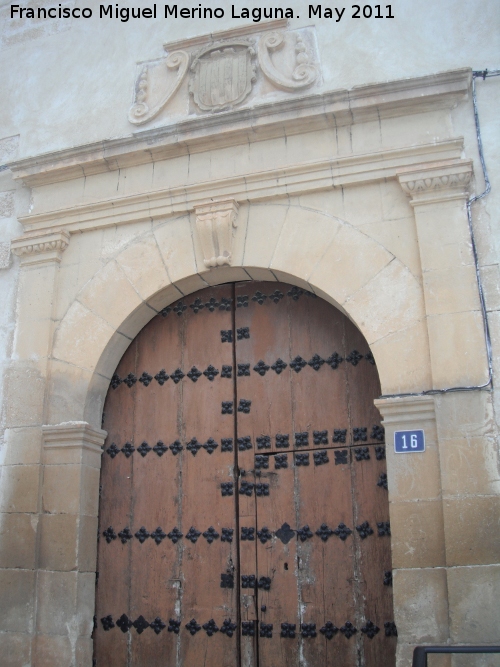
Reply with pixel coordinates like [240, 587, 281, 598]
[0, 229, 71, 664]
[398, 160, 487, 389]
[36, 422, 106, 665]
[374, 396, 449, 665]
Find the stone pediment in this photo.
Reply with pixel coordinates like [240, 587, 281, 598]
[128, 19, 321, 125]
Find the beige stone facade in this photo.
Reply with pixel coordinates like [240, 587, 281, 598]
[1, 3, 499, 666]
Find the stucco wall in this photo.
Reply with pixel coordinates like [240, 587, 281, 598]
[0, 0, 498, 155]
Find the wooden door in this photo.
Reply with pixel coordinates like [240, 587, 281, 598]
[94, 282, 396, 667]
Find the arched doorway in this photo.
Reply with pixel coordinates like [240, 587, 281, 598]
[93, 281, 396, 667]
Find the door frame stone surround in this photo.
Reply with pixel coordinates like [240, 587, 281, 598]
[2, 67, 497, 667]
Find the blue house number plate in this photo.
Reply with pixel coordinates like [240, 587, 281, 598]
[394, 429, 425, 453]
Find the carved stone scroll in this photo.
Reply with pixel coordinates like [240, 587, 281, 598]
[258, 32, 318, 91]
[194, 199, 239, 268]
[128, 50, 190, 125]
[127, 24, 322, 124]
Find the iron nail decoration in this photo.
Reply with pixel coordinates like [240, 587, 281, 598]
[313, 430, 328, 445]
[256, 435, 271, 449]
[308, 354, 324, 371]
[121, 442, 135, 458]
[220, 619, 237, 637]
[167, 618, 180, 634]
[185, 619, 201, 635]
[221, 528, 234, 543]
[260, 623, 273, 638]
[154, 369, 169, 385]
[187, 366, 202, 382]
[316, 523, 334, 542]
[290, 355, 307, 372]
[356, 521, 374, 539]
[301, 623, 317, 638]
[281, 622, 296, 638]
[297, 525, 313, 541]
[326, 352, 343, 369]
[153, 441, 168, 456]
[185, 527, 202, 543]
[274, 454, 288, 469]
[118, 527, 132, 543]
[167, 527, 183, 543]
[170, 368, 185, 383]
[138, 372, 153, 386]
[271, 358, 287, 374]
[354, 446, 370, 461]
[137, 441, 151, 457]
[106, 443, 120, 458]
[332, 523, 352, 541]
[320, 622, 338, 639]
[169, 440, 183, 455]
[149, 616, 167, 635]
[361, 620, 380, 639]
[202, 526, 220, 543]
[333, 429, 347, 443]
[241, 621, 255, 636]
[134, 526, 150, 543]
[103, 526, 117, 543]
[340, 621, 357, 639]
[257, 527, 273, 544]
[237, 326, 250, 340]
[151, 527, 167, 545]
[202, 619, 219, 636]
[346, 350, 363, 366]
[203, 438, 218, 454]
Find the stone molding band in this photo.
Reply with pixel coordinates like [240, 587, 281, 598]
[7, 68, 471, 188]
[11, 157, 473, 268]
[17, 141, 465, 234]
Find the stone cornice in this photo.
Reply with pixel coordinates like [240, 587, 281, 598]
[18, 140, 464, 235]
[7, 68, 471, 187]
[159, 17, 287, 54]
[42, 421, 107, 468]
[397, 160, 473, 205]
[11, 229, 70, 265]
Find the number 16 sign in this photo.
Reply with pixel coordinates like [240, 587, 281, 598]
[394, 429, 425, 453]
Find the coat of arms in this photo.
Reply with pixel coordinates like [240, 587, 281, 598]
[189, 40, 256, 112]
[128, 25, 319, 125]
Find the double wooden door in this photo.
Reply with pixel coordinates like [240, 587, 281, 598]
[94, 282, 396, 667]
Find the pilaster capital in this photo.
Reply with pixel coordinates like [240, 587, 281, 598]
[397, 160, 473, 206]
[194, 198, 239, 267]
[11, 229, 70, 266]
[374, 395, 436, 428]
[42, 421, 107, 468]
